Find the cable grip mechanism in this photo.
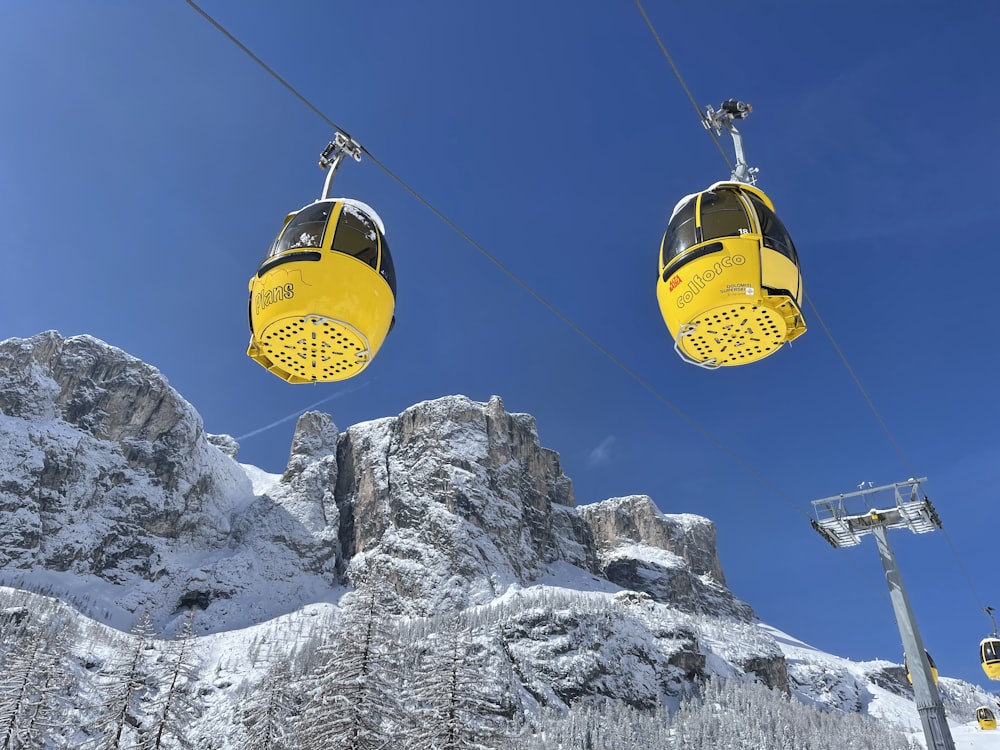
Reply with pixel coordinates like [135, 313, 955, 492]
[319, 132, 363, 199]
[703, 99, 758, 185]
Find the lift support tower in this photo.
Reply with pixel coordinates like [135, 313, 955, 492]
[810, 477, 955, 750]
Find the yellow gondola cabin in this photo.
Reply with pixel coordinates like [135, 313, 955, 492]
[656, 101, 806, 368]
[977, 706, 997, 730]
[247, 135, 397, 383]
[657, 181, 806, 367]
[981, 637, 1000, 680]
[247, 198, 396, 383]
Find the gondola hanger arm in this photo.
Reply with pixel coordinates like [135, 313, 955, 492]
[987, 606, 999, 636]
[703, 99, 758, 185]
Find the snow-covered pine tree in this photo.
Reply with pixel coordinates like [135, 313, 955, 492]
[403, 616, 513, 750]
[509, 701, 673, 750]
[510, 674, 927, 750]
[671, 676, 920, 750]
[0, 609, 72, 750]
[293, 586, 403, 750]
[235, 659, 298, 750]
[83, 610, 157, 750]
[144, 608, 202, 750]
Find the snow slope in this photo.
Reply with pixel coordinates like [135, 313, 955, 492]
[764, 624, 1000, 749]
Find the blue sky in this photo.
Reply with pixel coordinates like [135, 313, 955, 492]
[2, 1, 999, 690]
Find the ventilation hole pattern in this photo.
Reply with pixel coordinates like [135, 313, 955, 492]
[682, 304, 787, 366]
[259, 315, 370, 381]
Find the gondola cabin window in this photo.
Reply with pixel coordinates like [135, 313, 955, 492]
[661, 198, 697, 267]
[378, 233, 396, 294]
[271, 203, 331, 256]
[749, 194, 799, 263]
[699, 189, 752, 241]
[333, 206, 379, 269]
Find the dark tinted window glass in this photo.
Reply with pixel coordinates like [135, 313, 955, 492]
[700, 190, 751, 240]
[750, 195, 799, 263]
[661, 198, 697, 266]
[333, 204, 379, 269]
[379, 235, 397, 297]
[268, 203, 331, 258]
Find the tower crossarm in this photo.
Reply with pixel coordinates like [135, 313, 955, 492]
[809, 478, 934, 547]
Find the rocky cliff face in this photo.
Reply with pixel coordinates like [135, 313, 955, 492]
[334, 394, 596, 612]
[0, 332, 251, 583]
[578, 495, 752, 620]
[0, 331, 784, 700]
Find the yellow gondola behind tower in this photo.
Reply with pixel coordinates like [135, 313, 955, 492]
[657, 181, 806, 367]
[977, 707, 997, 730]
[905, 650, 939, 685]
[247, 197, 396, 383]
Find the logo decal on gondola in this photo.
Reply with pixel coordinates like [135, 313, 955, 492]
[675, 254, 746, 308]
[255, 283, 295, 314]
[668, 274, 682, 291]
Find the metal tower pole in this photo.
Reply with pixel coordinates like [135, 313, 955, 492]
[871, 525, 956, 750]
[809, 479, 954, 750]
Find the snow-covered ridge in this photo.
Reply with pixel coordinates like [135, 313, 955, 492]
[1, 331, 998, 748]
[4, 580, 997, 748]
[0, 333, 742, 635]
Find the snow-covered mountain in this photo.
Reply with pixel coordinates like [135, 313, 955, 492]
[0, 331, 996, 748]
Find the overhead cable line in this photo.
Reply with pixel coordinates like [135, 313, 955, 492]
[801, 296, 916, 477]
[633, 0, 734, 173]
[187, 0, 894, 603]
[183, 1, 839, 526]
[635, 0, 985, 616]
[635, 0, 911, 475]
[938, 526, 989, 612]
[185, 0, 595, 323]
[184, 0, 814, 521]
[185, 0, 349, 137]
[635, 0, 920, 486]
